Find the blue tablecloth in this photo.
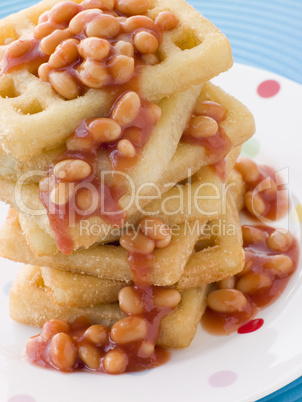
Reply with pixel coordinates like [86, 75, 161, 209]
[0, 0, 301, 400]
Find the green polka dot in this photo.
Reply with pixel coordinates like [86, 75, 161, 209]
[242, 138, 260, 158]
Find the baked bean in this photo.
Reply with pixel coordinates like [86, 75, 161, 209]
[48, 39, 79, 69]
[41, 319, 70, 341]
[113, 41, 134, 57]
[50, 1, 80, 24]
[155, 11, 178, 31]
[69, 9, 103, 34]
[34, 22, 56, 39]
[266, 230, 293, 252]
[236, 272, 272, 294]
[188, 115, 218, 138]
[115, 0, 150, 16]
[111, 316, 148, 344]
[84, 325, 109, 345]
[76, 187, 97, 211]
[108, 55, 135, 84]
[78, 343, 101, 369]
[78, 59, 109, 88]
[138, 341, 155, 357]
[154, 234, 172, 248]
[263, 254, 294, 277]
[140, 217, 171, 241]
[50, 182, 73, 205]
[120, 231, 155, 254]
[207, 289, 248, 313]
[49, 333, 76, 370]
[118, 286, 144, 315]
[236, 159, 260, 183]
[153, 288, 181, 309]
[88, 118, 121, 142]
[49, 70, 80, 99]
[103, 348, 128, 374]
[123, 15, 156, 33]
[133, 31, 158, 54]
[78, 37, 110, 60]
[38, 63, 51, 82]
[146, 103, 162, 121]
[256, 177, 277, 198]
[117, 139, 136, 157]
[38, 11, 50, 24]
[53, 159, 91, 181]
[244, 191, 266, 216]
[82, 0, 114, 10]
[7, 39, 32, 58]
[216, 277, 236, 290]
[141, 53, 159, 65]
[236, 258, 254, 278]
[85, 14, 120, 38]
[66, 134, 94, 151]
[242, 226, 266, 244]
[194, 100, 226, 122]
[41, 29, 73, 56]
[112, 91, 141, 126]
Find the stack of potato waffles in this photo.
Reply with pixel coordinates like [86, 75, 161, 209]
[0, 0, 264, 373]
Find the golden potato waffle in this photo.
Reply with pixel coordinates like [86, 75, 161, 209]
[0, 0, 232, 160]
[10, 264, 208, 348]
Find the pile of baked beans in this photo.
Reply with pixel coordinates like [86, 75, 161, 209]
[203, 224, 298, 334]
[26, 216, 181, 373]
[4, 0, 179, 99]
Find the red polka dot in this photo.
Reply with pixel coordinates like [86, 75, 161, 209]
[257, 80, 280, 98]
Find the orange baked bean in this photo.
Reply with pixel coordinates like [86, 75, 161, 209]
[38, 11, 50, 24]
[84, 325, 109, 345]
[53, 159, 91, 181]
[48, 38, 79, 69]
[256, 177, 277, 198]
[236, 259, 254, 278]
[66, 134, 94, 151]
[49, 333, 76, 370]
[88, 118, 122, 142]
[40, 28, 73, 56]
[155, 11, 178, 30]
[263, 254, 294, 277]
[138, 341, 155, 357]
[266, 230, 293, 252]
[242, 226, 266, 244]
[154, 235, 172, 248]
[41, 319, 70, 341]
[49, 70, 80, 99]
[75, 187, 98, 211]
[50, 1, 80, 24]
[236, 272, 272, 294]
[113, 40, 134, 57]
[141, 53, 159, 65]
[108, 55, 135, 84]
[140, 217, 171, 241]
[194, 100, 226, 122]
[146, 103, 162, 121]
[50, 182, 74, 205]
[123, 15, 156, 33]
[244, 191, 266, 216]
[133, 31, 158, 54]
[69, 9, 102, 34]
[82, 0, 114, 10]
[115, 0, 150, 16]
[207, 289, 248, 313]
[78, 59, 109, 88]
[112, 91, 141, 126]
[85, 14, 120, 38]
[188, 115, 218, 138]
[78, 37, 111, 60]
[120, 231, 155, 254]
[153, 288, 181, 309]
[118, 286, 144, 315]
[7, 39, 32, 58]
[78, 343, 101, 369]
[38, 63, 51, 82]
[34, 21, 56, 40]
[103, 348, 128, 374]
[117, 139, 136, 157]
[236, 158, 261, 183]
[111, 316, 148, 344]
[216, 277, 236, 290]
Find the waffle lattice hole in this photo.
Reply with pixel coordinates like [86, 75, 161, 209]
[15, 99, 45, 115]
[0, 79, 19, 98]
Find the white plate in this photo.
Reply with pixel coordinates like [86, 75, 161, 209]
[0, 63, 302, 402]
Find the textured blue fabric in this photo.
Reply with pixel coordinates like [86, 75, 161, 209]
[0, 0, 301, 400]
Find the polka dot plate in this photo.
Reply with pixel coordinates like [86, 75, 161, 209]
[0, 63, 301, 402]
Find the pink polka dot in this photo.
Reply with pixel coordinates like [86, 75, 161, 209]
[209, 370, 237, 388]
[8, 395, 36, 402]
[257, 80, 280, 98]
